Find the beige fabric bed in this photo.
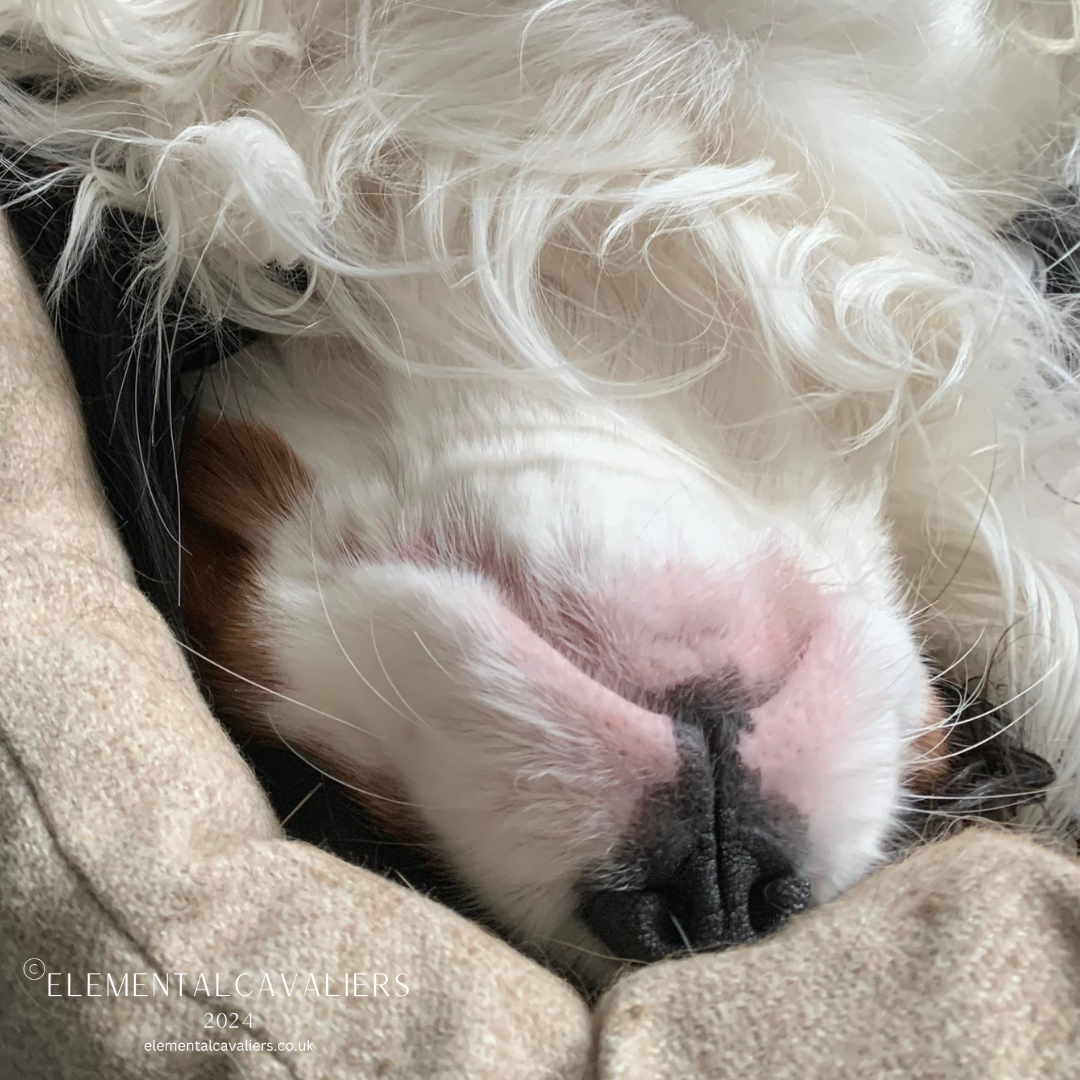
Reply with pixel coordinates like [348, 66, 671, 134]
[1, 216, 1079, 1080]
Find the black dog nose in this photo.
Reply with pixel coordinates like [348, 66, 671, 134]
[579, 820, 810, 963]
[578, 704, 811, 964]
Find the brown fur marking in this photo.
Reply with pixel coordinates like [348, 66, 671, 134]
[905, 690, 949, 794]
[180, 415, 311, 728]
[180, 415, 432, 842]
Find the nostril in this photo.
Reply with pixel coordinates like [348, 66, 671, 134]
[579, 824, 725, 964]
[716, 830, 810, 944]
[747, 871, 811, 937]
[579, 887, 695, 965]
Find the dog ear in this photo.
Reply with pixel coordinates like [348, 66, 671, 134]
[908, 680, 1057, 835]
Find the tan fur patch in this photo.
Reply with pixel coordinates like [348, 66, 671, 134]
[179, 415, 311, 728]
[905, 689, 949, 794]
[179, 415, 432, 843]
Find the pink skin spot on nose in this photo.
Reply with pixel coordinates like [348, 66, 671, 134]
[582, 560, 824, 696]
[497, 610, 681, 786]
[735, 619, 852, 816]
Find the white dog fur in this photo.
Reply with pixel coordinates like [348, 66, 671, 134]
[3, 0, 1080, 976]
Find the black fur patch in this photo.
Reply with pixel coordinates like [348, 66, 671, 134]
[1007, 189, 1080, 301]
[905, 680, 1058, 838]
[0, 153, 256, 638]
[1005, 187, 1080, 369]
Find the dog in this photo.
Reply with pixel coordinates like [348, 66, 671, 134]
[2, 0, 1080, 983]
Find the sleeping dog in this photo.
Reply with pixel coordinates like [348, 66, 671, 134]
[2, 0, 1079, 982]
